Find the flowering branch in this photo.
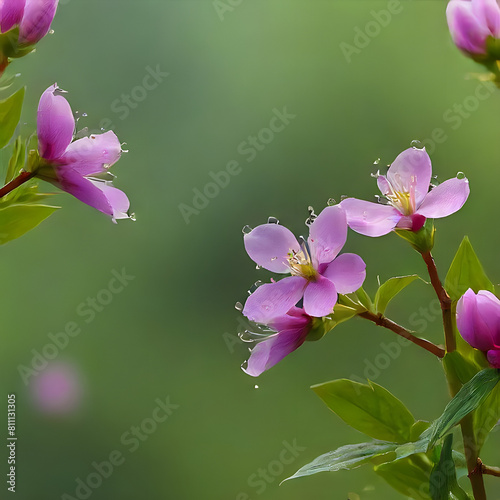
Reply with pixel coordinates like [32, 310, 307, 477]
[358, 310, 445, 358]
[421, 250, 455, 352]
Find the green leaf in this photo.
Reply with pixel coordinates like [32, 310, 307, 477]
[427, 368, 500, 448]
[374, 275, 420, 315]
[283, 440, 398, 482]
[429, 434, 469, 500]
[473, 382, 500, 451]
[375, 455, 432, 500]
[0, 203, 59, 244]
[443, 351, 480, 386]
[5, 136, 25, 183]
[394, 218, 435, 254]
[410, 421, 431, 442]
[312, 379, 415, 443]
[0, 87, 25, 150]
[306, 302, 359, 341]
[354, 287, 373, 312]
[444, 236, 495, 302]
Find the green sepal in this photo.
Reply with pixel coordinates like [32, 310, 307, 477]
[394, 219, 435, 254]
[0, 87, 25, 150]
[305, 302, 358, 341]
[374, 275, 421, 315]
[444, 236, 494, 302]
[312, 379, 415, 443]
[0, 28, 35, 60]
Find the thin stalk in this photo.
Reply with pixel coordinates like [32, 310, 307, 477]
[0, 171, 35, 199]
[359, 311, 445, 358]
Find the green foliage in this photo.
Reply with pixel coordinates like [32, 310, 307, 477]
[282, 441, 398, 482]
[353, 287, 373, 312]
[444, 236, 495, 302]
[394, 219, 435, 254]
[374, 275, 420, 315]
[429, 435, 469, 500]
[0, 203, 59, 244]
[0, 87, 25, 150]
[427, 368, 500, 448]
[5, 136, 25, 183]
[473, 382, 500, 451]
[306, 302, 359, 341]
[312, 379, 415, 443]
[374, 455, 432, 500]
[443, 351, 479, 386]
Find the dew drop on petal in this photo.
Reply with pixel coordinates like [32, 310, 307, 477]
[327, 198, 336, 206]
[235, 301, 243, 311]
[129, 212, 137, 222]
[242, 225, 253, 235]
[457, 172, 466, 180]
[267, 216, 279, 224]
[340, 194, 348, 201]
[410, 140, 423, 149]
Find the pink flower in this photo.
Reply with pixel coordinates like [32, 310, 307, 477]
[242, 205, 366, 322]
[0, 0, 58, 45]
[457, 289, 500, 368]
[35, 84, 130, 222]
[243, 307, 313, 377]
[340, 148, 470, 237]
[446, 0, 500, 56]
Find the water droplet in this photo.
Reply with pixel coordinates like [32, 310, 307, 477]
[103, 163, 111, 170]
[270, 257, 277, 261]
[410, 140, 423, 149]
[327, 198, 336, 206]
[49, 29, 55, 35]
[255, 264, 262, 270]
[235, 301, 243, 311]
[340, 194, 348, 201]
[129, 212, 137, 222]
[373, 158, 380, 165]
[82, 112, 87, 117]
[267, 216, 279, 224]
[305, 206, 317, 226]
[457, 171, 466, 180]
[249, 281, 263, 293]
[242, 225, 253, 235]
[370, 170, 381, 178]
[254, 385, 259, 389]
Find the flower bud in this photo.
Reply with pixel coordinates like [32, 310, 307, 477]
[456, 288, 500, 368]
[18, 0, 58, 45]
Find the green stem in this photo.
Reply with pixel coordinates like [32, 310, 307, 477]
[359, 311, 445, 358]
[420, 251, 486, 499]
[0, 170, 35, 199]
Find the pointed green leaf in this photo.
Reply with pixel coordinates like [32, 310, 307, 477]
[306, 303, 359, 341]
[428, 368, 500, 448]
[354, 287, 373, 312]
[375, 455, 432, 500]
[473, 382, 500, 451]
[0, 87, 25, 149]
[444, 237, 494, 301]
[283, 441, 398, 482]
[374, 275, 420, 315]
[429, 434, 469, 500]
[0, 203, 59, 244]
[5, 136, 25, 183]
[312, 379, 415, 443]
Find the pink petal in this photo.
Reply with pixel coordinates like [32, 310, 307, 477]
[472, 0, 500, 37]
[447, 0, 490, 54]
[387, 148, 432, 208]
[37, 84, 74, 161]
[242, 276, 307, 324]
[416, 176, 469, 219]
[377, 175, 391, 196]
[54, 167, 129, 220]
[268, 306, 311, 332]
[243, 326, 310, 377]
[340, 198, 401, 237]
[457, 289, 500, 351]
[303, 275, 337, 317]
[59, 131, 122, 176]
[1, 0, 26, 32]
[308, 205, 347, 267]
[18, 0, 58, 45]
[244, 224, 300, 273]
[487, 349, 500, 368]
[322, 253, 366, 294]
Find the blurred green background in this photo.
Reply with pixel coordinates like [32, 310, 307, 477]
[2, 0, 500, 498]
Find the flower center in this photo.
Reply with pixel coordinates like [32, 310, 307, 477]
[384, 174, 417, 216]
[287, 245, 318, 281]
